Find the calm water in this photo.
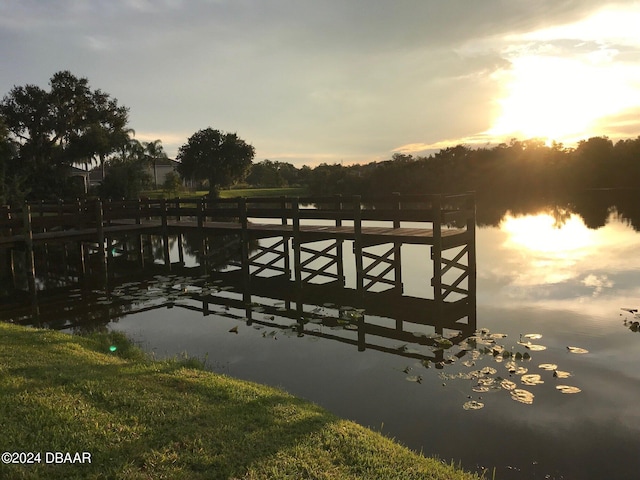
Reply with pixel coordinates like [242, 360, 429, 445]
[2, 203, 640, 480]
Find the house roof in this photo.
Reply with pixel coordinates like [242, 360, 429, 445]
[67, 166, 90, 176]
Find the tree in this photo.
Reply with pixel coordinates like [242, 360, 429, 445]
[176, 128, 255, 197]
[143, 139, 168, 189]
[162, 171, 183, 198]
[99, 156, 150, 199]
[0, 70, 129, 199]
[0, 118, 26, 204]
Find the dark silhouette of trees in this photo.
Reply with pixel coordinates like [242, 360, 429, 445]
[98, 156, 151, 199]
[300, 136, 640, 201]
[143, 139, 168, 189]
[245, 159, 302, 187]
[176, 128, 255, 197]
[0, 71, 130, 200]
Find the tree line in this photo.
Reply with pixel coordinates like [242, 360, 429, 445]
[2, 71, 640, 206]
[300, 137, 640, 199]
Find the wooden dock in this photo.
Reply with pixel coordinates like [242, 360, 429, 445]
[0, 194, 476, 307]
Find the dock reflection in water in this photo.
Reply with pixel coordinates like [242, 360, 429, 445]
[0, 226, 476, 370]
[4, 195, 640, 480]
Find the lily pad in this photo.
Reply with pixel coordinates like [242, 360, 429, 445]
[405, 375, 423, 384]
[556, 385, 581, 394]
[463, 400, 485, 410]
[523, 333, 543, 340]
[477, 377, 496, 387]
[490, 333, 508, 339]
[539, 363, 558, 371]
[505, 362, 528, 375]
[553, 370, 572, 379]
[510, 389, 535, 405]
[521, 374, 544, 386]
[472, 385, 490, 393]
[518, 342, 547, 351]
[567, 346, 589, 354]
[480, 366, 497, 375]
[500, 379, 517, 390]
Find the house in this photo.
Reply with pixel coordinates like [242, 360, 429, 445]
[146, 158, 181, 188]
[85, 158, 182, 190]
[66, 166, 91, 194]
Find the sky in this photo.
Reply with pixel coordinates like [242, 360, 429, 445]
[2, 0, 640, 166]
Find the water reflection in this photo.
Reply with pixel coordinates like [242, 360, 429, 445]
[476, 188, 640, 231]
[0, 248, 476, 369]
[3, 193, 640, 479]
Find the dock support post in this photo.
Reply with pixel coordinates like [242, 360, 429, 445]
[160, 198, 171, 269]
[335, 194, 345, 286]
[353, 196, 364, 298]
[136, 198, 142, 225]
[292, 198, 304, 321]
[280, 196, 291, 278]
[466, 193, 477, 326]
[239, 198, 250, 296]
[392, 192, 403, 294]
[197, 197, 204, 229]
[431, 194, 443, 332]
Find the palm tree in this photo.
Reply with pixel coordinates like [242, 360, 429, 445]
[143, 139, 168, 189]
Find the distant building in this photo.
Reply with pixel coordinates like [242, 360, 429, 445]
[84, 158, 185, 190]
[66, 166, 91, 194]
[147, 158, 181, 188]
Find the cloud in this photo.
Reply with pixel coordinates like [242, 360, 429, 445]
[1, 0, 636, 166]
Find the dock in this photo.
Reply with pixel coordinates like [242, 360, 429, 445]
[0, 194, 476, 312]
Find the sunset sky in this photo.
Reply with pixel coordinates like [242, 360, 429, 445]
[1, 0, 639, 165]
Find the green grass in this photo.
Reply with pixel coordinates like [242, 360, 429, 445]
[143, 187, 308, 200]
[218, 187, 308, 198]
[0, 323, 482, 480]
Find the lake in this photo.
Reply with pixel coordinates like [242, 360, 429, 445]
[2, 194, 640, 480]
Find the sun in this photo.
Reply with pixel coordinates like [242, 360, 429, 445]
[485, 6, 640, 144]
[487, 55, 634, 143]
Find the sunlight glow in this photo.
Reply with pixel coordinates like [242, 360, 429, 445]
[487, 55, 640, 142]
[501, 213, 594, 254]
[486, 6, 640, 144]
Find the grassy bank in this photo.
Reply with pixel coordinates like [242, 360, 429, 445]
[0, 323, 481, 480]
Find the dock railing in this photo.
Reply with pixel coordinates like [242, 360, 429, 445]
[0, 193, 475, 242]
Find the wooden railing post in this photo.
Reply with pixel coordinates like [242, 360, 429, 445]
[160, 198, 168, 232]
[335, 194, 345, 286]
[280, 196, 291, 277]
[353, 195, 363, 297]
[136, 198, 142, 225]
[239, 198, 250, 295]
[432, 194, 443, 329]
[197, 197, 204, 229]
[466, 193, 477, 324]
[291, 198, 305, 321]
[160, 198, 170, 269]
[292, 198, 302, 290]
[392, 192, 403, 293]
